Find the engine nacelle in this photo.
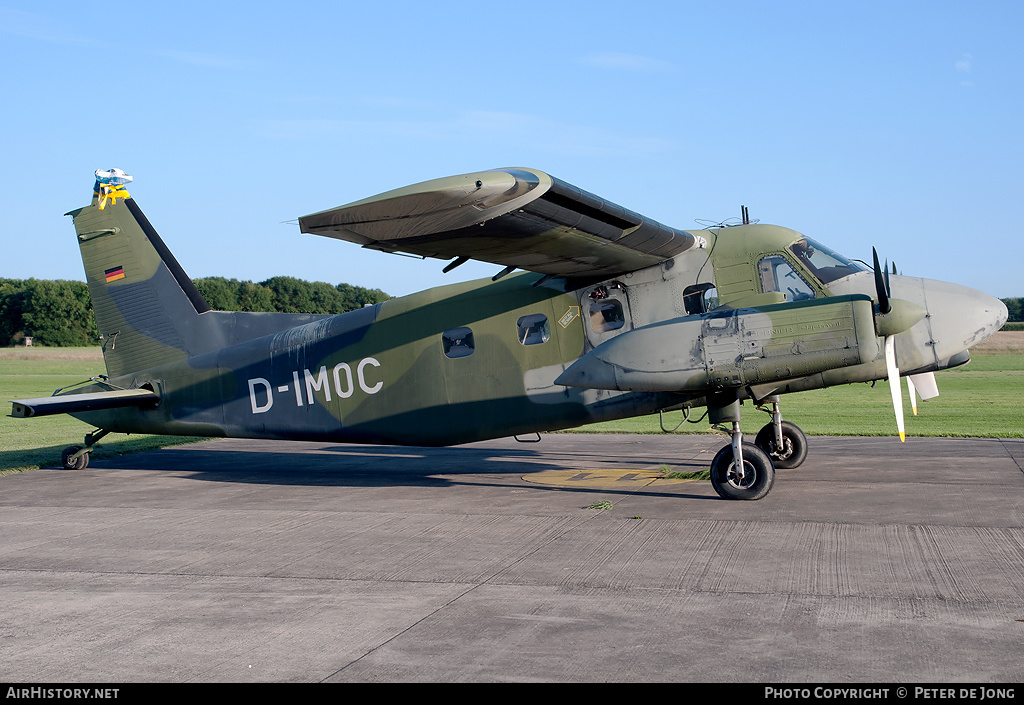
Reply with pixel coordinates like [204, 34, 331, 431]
[556, 295, 880, 392]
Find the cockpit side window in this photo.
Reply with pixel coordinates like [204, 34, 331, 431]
[788, 237, 866, 285]
[758, 256, 816, 302]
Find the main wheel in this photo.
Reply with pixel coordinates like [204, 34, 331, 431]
[60, 446, 89, 470]
[754, 421, 808, 469]
[710, 442, 775, 500]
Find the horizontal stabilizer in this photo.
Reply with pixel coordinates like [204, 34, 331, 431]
[10, 389, 159, 418]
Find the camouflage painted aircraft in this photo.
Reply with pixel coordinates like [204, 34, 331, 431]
[10, 168, 1008, 500]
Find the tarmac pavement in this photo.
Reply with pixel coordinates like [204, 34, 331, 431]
[1, 433, 1022, 683]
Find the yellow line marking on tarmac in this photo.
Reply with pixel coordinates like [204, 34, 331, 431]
[523, 469, 704, 488]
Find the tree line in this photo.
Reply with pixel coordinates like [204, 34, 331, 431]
[0, 276, 390, 347]
[1003, 297, 1024, 325]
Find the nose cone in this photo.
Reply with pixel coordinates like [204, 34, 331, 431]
[913, 278, 1007, 360]
[829, 271, 1006, 366]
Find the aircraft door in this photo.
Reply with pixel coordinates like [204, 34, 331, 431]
[581, 284, 632, 349]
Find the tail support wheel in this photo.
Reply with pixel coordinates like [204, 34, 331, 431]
[59, 429, 108, 470]
[60, 446, 89, 470]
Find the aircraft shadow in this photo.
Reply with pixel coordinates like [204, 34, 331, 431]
[88, 442, 717, 501]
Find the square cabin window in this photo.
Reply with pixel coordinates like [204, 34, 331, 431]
[589, 300, 625, 333]
[442, 327, 475, 358]
[517, 314, 550, 345]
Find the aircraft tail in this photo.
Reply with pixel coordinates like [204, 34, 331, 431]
[68, 178, 212, 378]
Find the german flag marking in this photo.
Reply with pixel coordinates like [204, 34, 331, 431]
[105, 266, 125, 282]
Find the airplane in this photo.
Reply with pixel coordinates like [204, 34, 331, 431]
[9, 168, 1008, 500]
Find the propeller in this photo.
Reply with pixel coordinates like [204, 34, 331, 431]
[884, 335, 905, 442]
[872, 247, 890, 314]
[873, 249, 940, 433]
[873, 247, 924, 441]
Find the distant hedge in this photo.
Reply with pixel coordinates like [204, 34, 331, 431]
[0, 276, 390, 347]
[0, 279, 98, 347]
[191, 276, 389, 317]
[1003, 297, 1023, 324]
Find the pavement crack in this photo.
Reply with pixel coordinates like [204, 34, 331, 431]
[321, 582, 482, 682]
[1000, 439, 1024, 476]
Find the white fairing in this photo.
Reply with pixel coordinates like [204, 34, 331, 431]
[828, 271, 1008, 367]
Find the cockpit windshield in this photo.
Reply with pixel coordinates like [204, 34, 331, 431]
[787, 237, 866, 285]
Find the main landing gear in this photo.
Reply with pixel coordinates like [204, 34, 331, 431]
[753, 397, 808, 470]
[60, 428, 109, 470]
[706, 394, 808, 500]
[707, 394, 774, 500]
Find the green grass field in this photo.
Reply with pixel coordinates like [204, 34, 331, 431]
[1, 343, 1022, 473]
[0, 348, 203, 473]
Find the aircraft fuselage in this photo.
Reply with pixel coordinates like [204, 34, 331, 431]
[69, 222, 1006, 447]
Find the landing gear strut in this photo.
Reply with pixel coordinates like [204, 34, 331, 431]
[707, 395, 775, 500]
[753, 397, 808, 469]
[60, 429, 109, 470]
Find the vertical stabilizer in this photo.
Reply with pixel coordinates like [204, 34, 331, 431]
[69, 171, 211, 378]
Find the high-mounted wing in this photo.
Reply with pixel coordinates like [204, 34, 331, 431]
[299, 168, 699, 280]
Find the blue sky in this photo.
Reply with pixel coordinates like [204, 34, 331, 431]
[2, 1, 1021, 297]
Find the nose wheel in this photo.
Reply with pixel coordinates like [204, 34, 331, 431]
[706, 395, 776, 500]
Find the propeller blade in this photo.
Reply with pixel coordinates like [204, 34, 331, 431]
[909, 372, 939, 400]
[907, 375, 918, 416]
[907, 372, 939, 416]
[872, 247, 891, 315]
[884, 335, 905, 442]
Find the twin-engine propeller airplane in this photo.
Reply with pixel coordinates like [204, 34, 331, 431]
[10, 168, 1008, 500]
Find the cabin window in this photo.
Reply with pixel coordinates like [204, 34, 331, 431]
[683, 283, 718, 315]
[703, 287, 719, 311]
[517, 314, 550, 345]
[589, 300, 625, 333]
[442, 327, 475, 358]
[758, 255, 816, 302]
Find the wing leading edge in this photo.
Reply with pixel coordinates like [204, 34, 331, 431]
[299, 168, 698, 280]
